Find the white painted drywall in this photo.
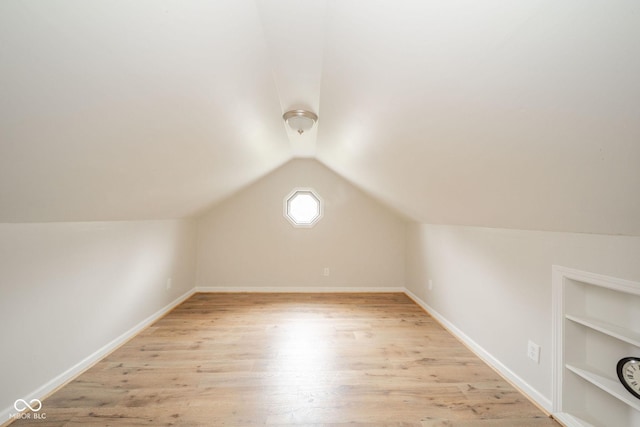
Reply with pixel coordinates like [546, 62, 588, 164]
[405, 223, 640, 405]
[0, 219, 197, 416]
[0, 1, 293, 223]
[196, 159, 406, 289]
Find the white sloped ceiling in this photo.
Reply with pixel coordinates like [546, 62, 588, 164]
[316, 0, 640, 236]
[0, 0, 292, 222]
[1, 0, 639, 235]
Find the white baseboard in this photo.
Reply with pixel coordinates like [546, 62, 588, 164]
[195, 285, 405, 293]
[403, 289, 553, 414]
[0, 289, 195, 426]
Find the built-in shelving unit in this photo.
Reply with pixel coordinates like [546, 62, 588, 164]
[552, 266, 640, 427]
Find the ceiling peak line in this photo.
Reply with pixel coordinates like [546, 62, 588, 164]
[253, 0, 328, 158]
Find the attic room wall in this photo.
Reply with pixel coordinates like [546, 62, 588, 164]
[405, 223, 640, 410]
[0, 219, 197, 419]
[196, 159, 406, 289]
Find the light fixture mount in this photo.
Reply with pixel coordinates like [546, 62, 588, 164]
[283, 109, 318, 135]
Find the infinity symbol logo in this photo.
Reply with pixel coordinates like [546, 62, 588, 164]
[14, 399, 42, 412]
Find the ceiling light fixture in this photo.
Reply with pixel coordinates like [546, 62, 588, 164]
[283, 109, 318, 135]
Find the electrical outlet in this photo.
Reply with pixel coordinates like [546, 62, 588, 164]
[428, 279, 433, 290]
[166, 277, 172, 290]
[323, 267, 330, 276]
[527, 340, 540, 364]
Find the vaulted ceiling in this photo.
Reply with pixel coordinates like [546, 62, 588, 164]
[1, 0, 639, 235]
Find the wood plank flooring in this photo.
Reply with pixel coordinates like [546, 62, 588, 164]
[9, 293, 560, 426]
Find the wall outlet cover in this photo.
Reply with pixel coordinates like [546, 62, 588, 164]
[527, 340, 540, 364]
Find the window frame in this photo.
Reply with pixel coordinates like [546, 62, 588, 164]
[283, 188, 323, 228]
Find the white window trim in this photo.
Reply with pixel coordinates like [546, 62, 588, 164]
[283, 187, 324, 228]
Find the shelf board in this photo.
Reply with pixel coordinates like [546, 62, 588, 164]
[565, 314, 640, 348]
[553, 412, 597, 427]
[566, 363, 640, 412]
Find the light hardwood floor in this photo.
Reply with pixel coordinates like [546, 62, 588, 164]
[10, 293, 560, 426]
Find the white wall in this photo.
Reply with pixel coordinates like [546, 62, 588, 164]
[196, 159, 406, 289]
[0, 219, 197, 418]
[405, 223, 640, 409]
[12, 160, 638, 421]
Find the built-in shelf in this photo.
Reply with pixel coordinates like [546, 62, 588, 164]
[565, 314, 640, 348]
[565, 363, 640, 412]
[554, 412, 597, 427]
[553, 266, 640, 427]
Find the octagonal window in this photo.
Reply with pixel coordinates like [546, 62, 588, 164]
[284, 188, 323, 227]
